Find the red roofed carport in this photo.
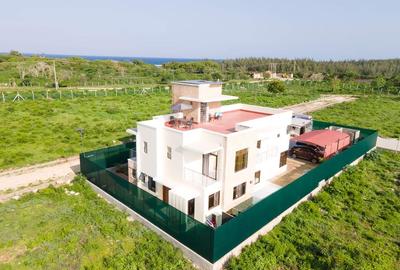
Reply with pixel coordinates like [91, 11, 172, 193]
[291, 129, 351, 158]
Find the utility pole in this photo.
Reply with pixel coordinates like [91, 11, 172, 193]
[53, 61, 59, 90]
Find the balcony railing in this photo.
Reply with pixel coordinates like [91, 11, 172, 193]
[184, 167, 219, 187]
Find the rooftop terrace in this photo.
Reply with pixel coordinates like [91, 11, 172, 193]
[165, 109, 270, 134]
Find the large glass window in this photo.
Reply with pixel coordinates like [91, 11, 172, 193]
[235, 149, 248, 172]
[208, 191, 220, 209]
[233, 182, 246, 199]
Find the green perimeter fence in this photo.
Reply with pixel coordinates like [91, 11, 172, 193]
[80, 120, 377, 263]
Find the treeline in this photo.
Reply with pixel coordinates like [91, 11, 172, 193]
[221, 58, 400, 80]
[1, 51, 400, 88]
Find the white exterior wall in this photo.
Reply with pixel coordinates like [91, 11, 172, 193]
[221, 110, 291, 212]
[133, 103, 292, 224]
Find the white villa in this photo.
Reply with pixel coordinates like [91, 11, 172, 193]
[127, 80, 292, 227]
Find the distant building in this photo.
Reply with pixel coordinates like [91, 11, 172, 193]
[265, 71, 293, 81]
[251, 72, 264, 79]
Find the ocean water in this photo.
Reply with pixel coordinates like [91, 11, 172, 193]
[23, 53, 213, 65]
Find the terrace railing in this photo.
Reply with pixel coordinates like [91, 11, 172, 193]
[184, 167, 220, 188]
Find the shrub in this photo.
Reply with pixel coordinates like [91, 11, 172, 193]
[267, 80, 286, 93]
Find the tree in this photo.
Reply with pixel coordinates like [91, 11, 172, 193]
[9, 50, 22, 57]
[267, 80, 286, 93]
[371, 76, 386, 93]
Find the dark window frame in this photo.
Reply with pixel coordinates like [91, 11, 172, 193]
[234, 148, 248, 172]
[167, 146, 172, 159]
[233, 182, 246, 199]
[208, 191, 220, 210]
[148, 176, 156, 192]
[144, 141, 148, 154]
[257, 140, 261, 149]
[280, 151, 288, 167]
[254, 171, 261, 184]
[188, 198, 195, 217]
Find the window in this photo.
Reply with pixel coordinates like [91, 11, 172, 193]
[188, 199, 195, 217]
[139, 172, 146, 183]
[208, 191, 220, 209]
[233, 182, 246, 199]
[254, 171, 261, 184]
[148, 176, 156, 192]
[257, 140, 261, 149]
[235, 148, 248, 172]
[280, 151, 288, 167]
[167, 146, 172, 159]
[143, 141, 148, 154]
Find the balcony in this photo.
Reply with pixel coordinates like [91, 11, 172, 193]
[184, 167, 220, 188]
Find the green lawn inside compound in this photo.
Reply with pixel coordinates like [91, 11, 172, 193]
[0, 176, 194, 269]
[228, 150, 400, 270]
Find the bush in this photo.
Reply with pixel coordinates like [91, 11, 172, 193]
[267, 80, 286, 93]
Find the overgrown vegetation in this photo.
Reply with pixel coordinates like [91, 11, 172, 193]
[228, 150, 400, 270]
[0, 176, 194, 269]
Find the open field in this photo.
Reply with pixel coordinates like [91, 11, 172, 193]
[312, 96, 400, 138]
[0, 176, 194, 269]
[0, 84, 324, 171]
[227, 150, 400, 270]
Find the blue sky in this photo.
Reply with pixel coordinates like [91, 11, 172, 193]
[1, 0, 399, 60]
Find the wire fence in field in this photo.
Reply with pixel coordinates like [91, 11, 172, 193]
[2, 79, 399, 104]
[0, 85, 171, 103]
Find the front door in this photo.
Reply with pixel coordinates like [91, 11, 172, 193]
[162, 185, 170, 203]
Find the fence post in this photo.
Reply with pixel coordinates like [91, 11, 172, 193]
[31, 90, 35, 100]
[1, 92, 4, 103]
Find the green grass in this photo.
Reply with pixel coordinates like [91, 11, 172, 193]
[0, 176, 194, 269]
[0, 93, 171, 170]
[227, 150, 400, 270]
[312, 96, 400, 138]
[0, 84, 322, 171]
[223, 82, 320, 108]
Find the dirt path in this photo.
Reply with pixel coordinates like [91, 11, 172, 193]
[0, 156, 79, 202]
[0, 95, 358, 202]
[283, 95, 357, 113]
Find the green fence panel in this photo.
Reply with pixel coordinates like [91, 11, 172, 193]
[80, 143, 215, 262]
[79, 121, 377, 263]
[212, 122, 377, 261]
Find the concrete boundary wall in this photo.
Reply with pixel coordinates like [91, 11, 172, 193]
[87, 150, 370, 270]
